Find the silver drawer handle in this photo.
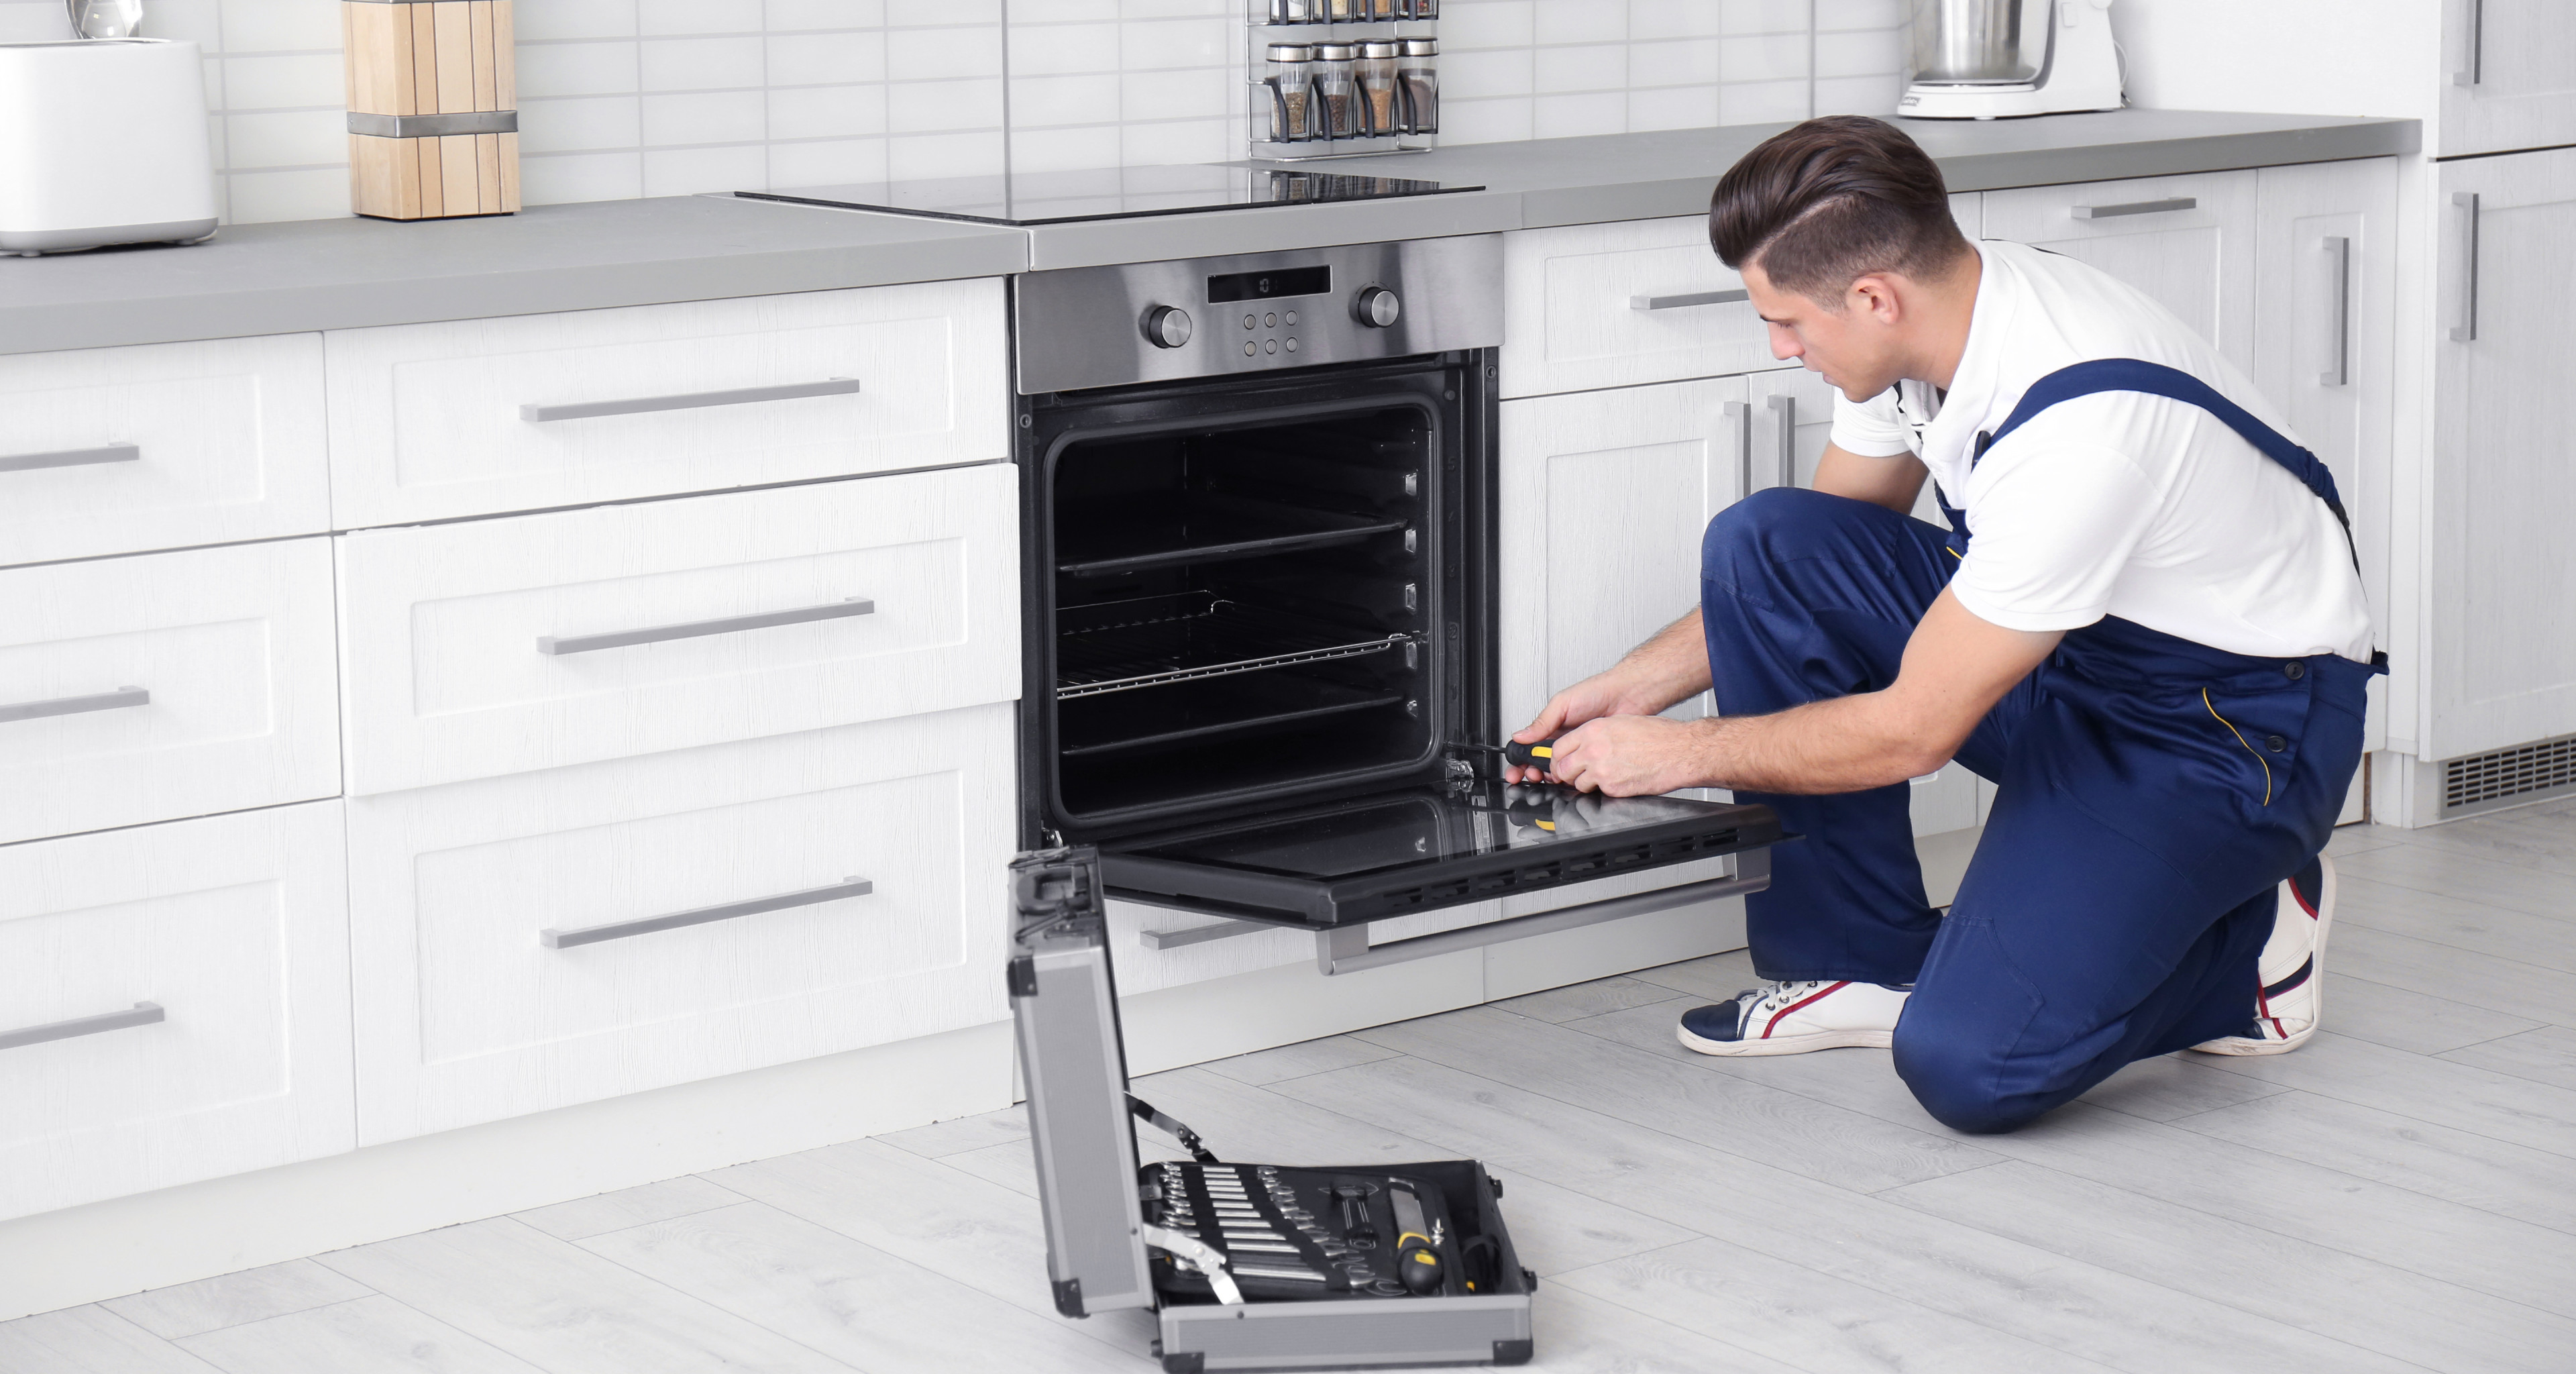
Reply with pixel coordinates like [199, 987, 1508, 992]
[1767, 392, 1798, 489]
[2451, 192, 2480, 344]
[2071, 197, 2197, 220]
[0, 686, 148, 725]
[0, 1001, 163, 1051]
[541, 876, 871, 949]
[1138, 920, 1263, 951]
[2454, 0, 2483, 86]
[0, 442, 140, 473]
[1725, 399, 1752, 498]
[2320, 235, 2351, 387]
[537, 596, 874, 655]
[1631, 288, 1750, 311]
[519, 377, 861, 423]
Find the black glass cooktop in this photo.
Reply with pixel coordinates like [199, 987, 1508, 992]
[1099, 782, 1784, 928]
[738, 164, 1483, 227]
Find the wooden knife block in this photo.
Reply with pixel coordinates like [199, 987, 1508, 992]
[342, 0, 519, 219]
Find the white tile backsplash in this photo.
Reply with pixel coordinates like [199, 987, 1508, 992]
[31, 0, 1901, 226]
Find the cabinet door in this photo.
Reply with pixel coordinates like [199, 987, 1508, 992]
[1980, 171, 2259, 373]
[0, 802, 354, 1221]
[1501, 218, 1790, 401]
[2428, 148, 2576, 759]
[1497, 377, 1749, 732]
[2441, 0, 2576, 158]
[2253, 158, 2396, 751]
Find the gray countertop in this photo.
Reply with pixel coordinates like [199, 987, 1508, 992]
[0, 108, 2417, 356]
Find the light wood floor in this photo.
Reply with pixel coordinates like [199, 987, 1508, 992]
[9, 803, 2576, 1373]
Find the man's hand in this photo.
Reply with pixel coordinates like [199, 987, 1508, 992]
[1504, 609, 1715, 783]
[1542, 715, 1714, 796]
[1505, 672, 1665, 783]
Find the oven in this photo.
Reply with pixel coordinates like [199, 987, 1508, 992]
[1012, 235, 1780, 974]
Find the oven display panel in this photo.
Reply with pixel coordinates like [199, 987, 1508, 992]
[1208, 265, 1331, 303]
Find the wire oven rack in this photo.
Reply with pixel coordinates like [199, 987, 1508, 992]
[1055, 592, 1413, 700]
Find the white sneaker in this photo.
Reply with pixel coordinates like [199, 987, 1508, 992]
[1676, 978, 1911, 1057]
[2193, 855, 2336, 1056]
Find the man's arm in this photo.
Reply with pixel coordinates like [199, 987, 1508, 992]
[1503, 607, 1711, 782]
[1542, 589, 2059, 796]
[1812, 441, 1931, 515]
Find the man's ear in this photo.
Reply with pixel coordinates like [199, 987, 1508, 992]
[1850, 274, 1901, 324]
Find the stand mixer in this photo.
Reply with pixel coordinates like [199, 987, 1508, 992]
[1898, 0, 2123, 121]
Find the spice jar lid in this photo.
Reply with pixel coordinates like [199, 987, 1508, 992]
[1316, 42, 1356, 58]
[1361, 40, 1399, 57]
[1400, 37, 1438, 56]
[1267, 43, 1313, 60]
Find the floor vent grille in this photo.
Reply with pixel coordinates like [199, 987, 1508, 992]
[2443, 734, 2576, 818]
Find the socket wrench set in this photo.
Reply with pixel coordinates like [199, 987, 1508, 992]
[1010, 848, 1535, 1371]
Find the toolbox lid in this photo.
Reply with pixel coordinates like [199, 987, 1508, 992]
[1007, 848, 1157, 1318]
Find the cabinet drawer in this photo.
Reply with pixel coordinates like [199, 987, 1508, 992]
[337, 464, 1020, 795]
[1502, 217, 1788, 399]
[0, 334, 329, 568]
[346, 702, 1016, 1143]
[0, 539, 341, 844]
[0, 803, 354, 1221]
[1981, 170, 2257, 372]
[323, 278, 1009, 527]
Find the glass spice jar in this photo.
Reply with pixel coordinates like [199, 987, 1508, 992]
[1314, 42, 1358, 141]
[1397, 37, 1438, 136]
[1359, 40, 1400, 137]
[1265, 44, 1316, 143]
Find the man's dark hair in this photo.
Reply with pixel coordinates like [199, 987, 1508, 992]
[1709, 115, 1972, 305]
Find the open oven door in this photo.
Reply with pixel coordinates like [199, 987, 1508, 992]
[1090, 779, 1785, 975]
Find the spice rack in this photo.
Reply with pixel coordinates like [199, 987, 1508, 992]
[1247, 0, 1438, 161]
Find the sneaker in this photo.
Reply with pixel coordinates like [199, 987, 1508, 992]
[1676, 979, 1911, 1057]
[2193, 855, 2337, 1056]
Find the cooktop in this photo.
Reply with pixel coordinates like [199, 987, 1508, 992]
[737, 164, 1483, 227]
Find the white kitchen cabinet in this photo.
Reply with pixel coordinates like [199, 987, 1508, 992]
[2441, 0, 2576, 158]
[1741, 366, 1844, 493]
[2426, 146, 2576, 759]
[336, 464, 1020, 795]
[0, 333, 329, 569]
[1981, 170, 2259, 374]
[345, 700, 1016, 1143]
[0, 802, 354, 1222]
[323, 278, 1009, 528]
[0, 539, 341, 845]
[2253, 158, 2398, 751]
[1497, 376, 1749, 731]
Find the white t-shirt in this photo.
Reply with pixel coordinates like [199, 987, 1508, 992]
[1829, 239, 2373, 662]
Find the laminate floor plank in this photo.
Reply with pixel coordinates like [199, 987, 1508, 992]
[101, 1258, 375, 1339]
[1628, 949, 1759, 1003]
[2334, 840, 2576, 923]
[2316, 970, 2548, 1055]
[871, 1105, 1027, 1160]
[1198, 1033, 1402, 1087]
[2437, 1024, 2576, 1090]
[1353, 1005, 2004, 1192]
[1552, 1238, 2118, 1374]
[314, 1216, 855, 1374]
[170, 1295, 544, 1374]
[1123, 1063, 1460, 1168]
[2373, 813, 2576, 884]
[2176, 1088, 2576, 1236]
[2337, 874, 2576, 973]
[0, 1305, 224, 1374]
[706, 1138, 1124, 1345]
[511, 1175, 749, 1243]
[1495, 975, 1691, 1024]
[2190, 1030, 2576, 1157]
[2324, 824, 2406, 859]
[1884, 1159, 2576, 1374]
[1517, 1287, 1809, 1373]
[575, 1200, 1144, 1373]
[1272, 1055, 2424, 1374]
[2330, 923, 2576, 1028]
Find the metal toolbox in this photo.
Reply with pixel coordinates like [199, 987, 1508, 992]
[1008, 847, 1538, 1371]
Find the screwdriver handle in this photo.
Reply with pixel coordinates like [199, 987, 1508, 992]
[1502, 739, 1558, 771]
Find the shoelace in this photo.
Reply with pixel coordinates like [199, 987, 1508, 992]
[1740, 979, 1833, 1018]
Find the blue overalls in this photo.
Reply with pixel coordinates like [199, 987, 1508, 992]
[1700, 360, 2380, 1134]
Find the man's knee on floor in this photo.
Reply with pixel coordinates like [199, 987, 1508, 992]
[1890, 1023, 2046, 1135]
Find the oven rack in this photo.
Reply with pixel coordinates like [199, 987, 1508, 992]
[1056, 594, 1414, 699]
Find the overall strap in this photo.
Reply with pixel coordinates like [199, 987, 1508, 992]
[1970, 358, 2358, 571]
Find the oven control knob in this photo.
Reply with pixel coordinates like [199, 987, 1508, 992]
[1142, 305, 1193, 349]
[1354, 286, 1401, 329]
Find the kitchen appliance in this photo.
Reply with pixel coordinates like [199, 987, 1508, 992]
[0, 38, 217, 255]
[1898, 0, 2123, 121]
[741, 164, 1480, 227]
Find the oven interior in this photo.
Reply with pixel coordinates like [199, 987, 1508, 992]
[1025, 358, 1490, 843]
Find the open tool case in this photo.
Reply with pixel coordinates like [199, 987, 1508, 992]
[1010, 847, 1540, 1371]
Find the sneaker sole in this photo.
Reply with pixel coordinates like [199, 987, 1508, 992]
[2194, 857, 2338, 1057]
[1676, 1022, 1894, 1057]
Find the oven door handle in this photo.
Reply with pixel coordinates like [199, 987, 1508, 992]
[1313, 849, 1770, 975]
